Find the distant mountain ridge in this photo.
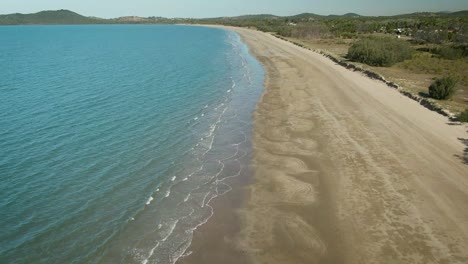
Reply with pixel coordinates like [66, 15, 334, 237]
[0, 10, 101, 25]
[0, 9, 467, 25]
[391, 10, 468, 18]
[224, 14, 280, 20]
[216, 12, 362, 20]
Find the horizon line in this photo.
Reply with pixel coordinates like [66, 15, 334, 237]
[1, 8, 467, 20]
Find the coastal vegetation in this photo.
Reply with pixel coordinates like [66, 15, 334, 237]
[1, 9, 467, 118]
[458, 109, 468, 122]
[347, 37, 413, 66]
[202, 11, 467, 116]
[428, 76, 459, 100]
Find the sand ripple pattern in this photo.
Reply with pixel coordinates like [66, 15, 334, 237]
[233, 26, 468, 264]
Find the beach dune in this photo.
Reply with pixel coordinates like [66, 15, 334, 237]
[228, 27, 468, 264]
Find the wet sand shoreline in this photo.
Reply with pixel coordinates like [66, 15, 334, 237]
[183, 26, 468, 264]
[177, 162, 252, 264]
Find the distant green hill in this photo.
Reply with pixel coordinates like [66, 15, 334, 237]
[340, 13, 362, 18]
[0, 10, 102, 25]
[0, 9, 467, 25]
[219, 14, 279, 20]
[220, 12, 363, 21]
[287, 13, 362, 19]
[289, 13, 323, 19]
[389, 10, 468, 18]
[446, 10, 468, 17]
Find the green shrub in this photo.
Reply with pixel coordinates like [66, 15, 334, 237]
[413, 30, 448, 44]
[347, 37, 414, 66]
[431, 46, 464, 60]
[289, 23, 330, 39]
[428, 76, 459, 100]
[340, 32, 357, 39]
[457, 109, 468, 122]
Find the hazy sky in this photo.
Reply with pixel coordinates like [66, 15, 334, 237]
[1, 0, 467, 18]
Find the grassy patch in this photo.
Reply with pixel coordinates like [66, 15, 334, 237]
[397, 53, 468, 86]
[432, 46, 465, 60]
[348, 37, 414, 66]
[280, 35, 468, 112]
[457, 109, 468, 122]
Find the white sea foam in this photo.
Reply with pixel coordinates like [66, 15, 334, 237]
[216, 182, 233, 196]
[189, 205, 214, 232]
[201, 192, 211, 208]
[188, 208, 195, 217]
[170, 238, 192, 264]
[206, 193, 219, 206]
[141, 221, 179, 264]
[141, 242, 159, 264]
[180, 251, 193, 260]
[161, 220, 179, 242]
[140, 30, 261, 264]
[146, 196, 153, 205]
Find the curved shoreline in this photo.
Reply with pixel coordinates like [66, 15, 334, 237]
[176, 27, 263, 264]
[224, 26, 468, 264]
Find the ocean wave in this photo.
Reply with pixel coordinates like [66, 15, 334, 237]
[169, 238, 192, 264]
[161, 220, 179, 242]
[146, 196, 153, 205]
[97, 28, 262, 264]
[183, 193, 191, 202]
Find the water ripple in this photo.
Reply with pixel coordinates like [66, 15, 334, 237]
[0, 25, 264, 264]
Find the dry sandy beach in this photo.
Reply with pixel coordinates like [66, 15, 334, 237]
[184, 26, 468, 264]
[228, 26, 468, 264]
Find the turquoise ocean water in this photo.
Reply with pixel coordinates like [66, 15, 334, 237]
[0, 25, 263, 263]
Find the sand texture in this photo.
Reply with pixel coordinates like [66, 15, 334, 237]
[226, 27, 468, 264]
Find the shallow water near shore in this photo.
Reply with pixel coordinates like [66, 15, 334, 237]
[0, 25, 263, 263]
